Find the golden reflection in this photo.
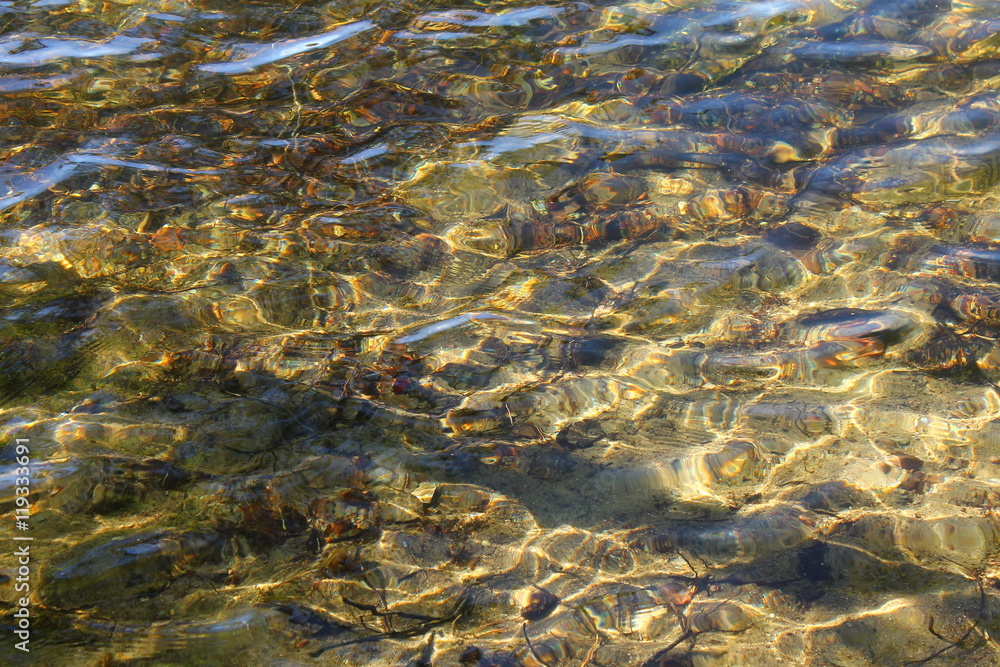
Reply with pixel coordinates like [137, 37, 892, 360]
[4, 0, 1000, 664]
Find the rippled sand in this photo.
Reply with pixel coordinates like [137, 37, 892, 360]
[3, 0, 1000, 665]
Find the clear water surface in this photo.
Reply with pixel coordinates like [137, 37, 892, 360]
[2, 0, 1000, 664]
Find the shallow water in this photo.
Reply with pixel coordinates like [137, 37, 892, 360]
[2, 0, 1000, 664]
